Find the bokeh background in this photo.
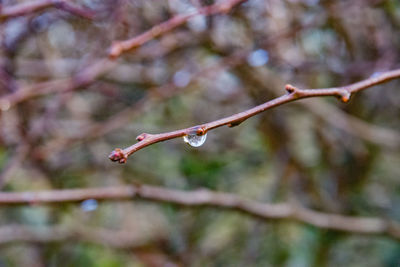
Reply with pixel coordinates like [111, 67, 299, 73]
[0, 0, 400, 266]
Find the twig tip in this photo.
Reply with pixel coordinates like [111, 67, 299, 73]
[108, 148, 127, 164]
[108, 42, 122, 59]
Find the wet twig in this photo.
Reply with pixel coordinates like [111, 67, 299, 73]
[109, 69, 400, 163]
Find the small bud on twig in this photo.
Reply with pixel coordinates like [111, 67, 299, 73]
[136, 133, 148, 142]
[339, 90, 351, 103]
[285, 84, 297, 94]
[108, 148, 127, 164]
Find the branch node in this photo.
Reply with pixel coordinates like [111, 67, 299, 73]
[228, 120, 244, 128]
[338, 90, 351, 103]
[285, 84, 298, 94]
[108, 148, 127, 164]
[196, 126, 207, 136]
[136, 133, 148, 142]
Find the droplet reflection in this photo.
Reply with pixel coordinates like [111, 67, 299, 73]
[183, 133, 207, 147]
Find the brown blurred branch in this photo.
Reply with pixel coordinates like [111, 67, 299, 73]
[108, 0, 247, 58]
[305, 100, 400, 148]
[109, 68, 400, 163]
[0, 28, 199, 112]
[0, 0, 94, 21]
[0, 185, 398, 240]
[0, 224, 152, 248]
[0, 59, 115, 112]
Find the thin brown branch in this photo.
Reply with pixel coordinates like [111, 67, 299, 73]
[109, 68, 400, 163]
[108, 0, 248, 58]
[0, 185, 398, 239]
[245, 67, 400, 149]
[0, 224, 153, 248]
[31, 50, 246, 163]
[1, 29, 198, 111]
[0, 0, 95, 21]
[0, 59, 115, 112]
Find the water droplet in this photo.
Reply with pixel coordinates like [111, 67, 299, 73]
[81, 199, 98, 212]
[247, 49, 269, 67]
[183, 133, 207, 147]
[173, 69, 191, 87]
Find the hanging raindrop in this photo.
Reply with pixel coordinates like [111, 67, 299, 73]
[183, 133, 207, 147]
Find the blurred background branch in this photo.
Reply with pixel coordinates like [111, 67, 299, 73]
[109, 0, 248, 58]
[0, 223, 154, 248]
[0, 0, 94, 21]
[0, 185, 399, 240]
